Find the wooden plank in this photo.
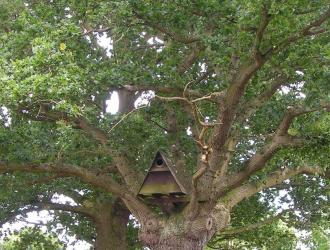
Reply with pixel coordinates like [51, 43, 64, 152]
[139, 172, 183, 195]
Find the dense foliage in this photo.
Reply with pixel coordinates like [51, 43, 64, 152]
[1, 227, 64, 250]
[0, 0, 329, 249]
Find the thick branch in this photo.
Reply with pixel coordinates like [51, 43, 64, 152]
[0, 201, 93, 227]
[112, 154, 145, 193]
[0, 162, 125, 197]
[237, 74, 289, 124]
[213, 103, 330, 196]
[225, 166, 330, 208]
[19, 106, 109, 145]
[72, 117, 109, 145]
[208, 4, 274, 156]
[0, 162, 154, 221]
[209, 8, 329, 174]
[211, 75, 289, 179]
[23, 174, 67, 186]
[35, 201, 94, 218]
[188, 162, 208, 218]
[0, 207, 37, 227]
[19, 105, 147, 198]
[209, 62, 264, 168]
[117, 89, 139, 114]
[116, 74, 213, 101]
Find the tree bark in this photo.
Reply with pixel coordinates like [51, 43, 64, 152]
[94, 201, 130, 250]
[146, 238, 206, 250]
[139, 204, 230, 250]
[117, 89, 138, 114]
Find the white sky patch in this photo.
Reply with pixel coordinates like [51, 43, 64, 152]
[248, 139, 255, 146]
[135, 91, 155, 108]
[199, 63, 207, 73]
[106, 92, 119, 114]
[274, 190, 294, 212]
[64, 7, 72, 19]
[1, 106, 11, 126]
[97, 33, 113, 57]
[295, 70, 304, 76]
[1, 213, 92, 250]
[279, 82, 306, 99]
[0, 193, 92, 250]
[146, 36, 164, 52]
[51, 193, 77, 206]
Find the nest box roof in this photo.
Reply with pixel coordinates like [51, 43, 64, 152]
[138, 150, 191, 197]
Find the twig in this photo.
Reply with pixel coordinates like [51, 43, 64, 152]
[108, 105, 147, 134]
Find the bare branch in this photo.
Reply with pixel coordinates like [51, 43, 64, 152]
[115, 71, 213, 101]
[191, 92, 225, 103]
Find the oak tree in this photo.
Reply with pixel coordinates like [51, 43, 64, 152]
[0, 0, 329, 249]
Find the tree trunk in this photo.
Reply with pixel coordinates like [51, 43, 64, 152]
[139, 204, 230, 250]
[145, 238, 207, 250]
[117, 89, 138, 114]
[94, 201, 130, 250]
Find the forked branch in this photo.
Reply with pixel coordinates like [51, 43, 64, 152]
[213, 103, 330, 196]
